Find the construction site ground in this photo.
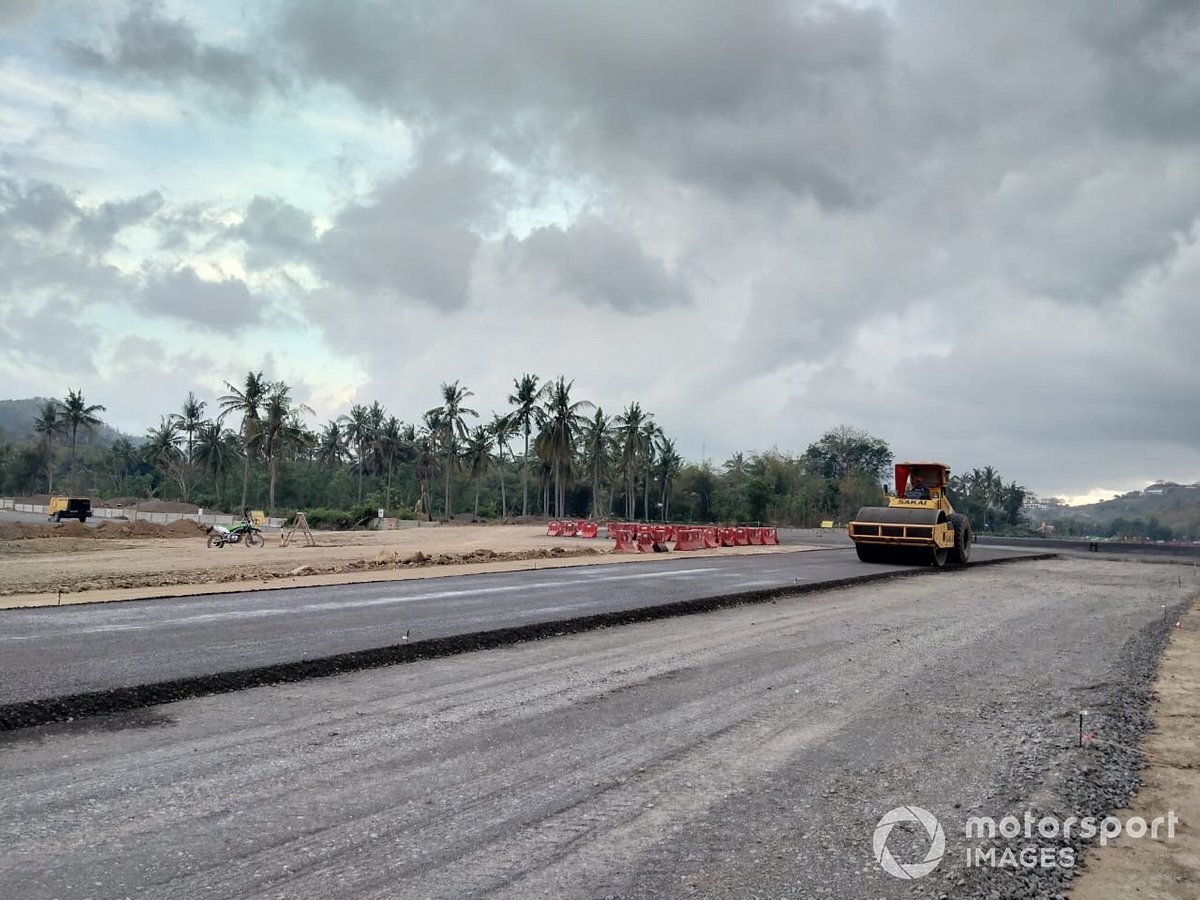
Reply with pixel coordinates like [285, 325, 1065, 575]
[0, 516, 807, 609]
[1, 510, 1197, 896]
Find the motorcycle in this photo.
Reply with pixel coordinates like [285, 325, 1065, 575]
[207, 516, 265, 548]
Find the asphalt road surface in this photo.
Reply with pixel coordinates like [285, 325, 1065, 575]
[0, 557, 1191, 899]
[0, 547, 1030, 706]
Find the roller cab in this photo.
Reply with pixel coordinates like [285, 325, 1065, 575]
[848, 462, 972, 567]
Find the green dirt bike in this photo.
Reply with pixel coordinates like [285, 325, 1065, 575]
[206, 516, 264, 548]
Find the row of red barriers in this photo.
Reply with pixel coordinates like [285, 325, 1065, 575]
[599, 522, 779, 553]
[546, 520, 599, 538]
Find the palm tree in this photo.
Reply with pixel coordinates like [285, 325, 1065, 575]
[142, 417, 184, 496]
[581, 408, 612, 519]
[194, 421, 236, 509]
[339, 404, 374, 503]
[261, 383, 313, 516]
[170, 391, 206, 464]
[33, 400, 62, 494]
[508, 373, 542, 517]
[640, 420, 661, 522]
[316, 420, 348, 471]
[656, 435, 683, 522]
[429, 381, 478, 519]
[61, 388, 106, 491]
[378, 415, 407, 512]
[218, 371, 269, 511]
[366, 401, 387, 477]
[538, 377, 593, 518]
[490, 412, 518, 521]
[415, 411, 442, 521]
[615, 402, 648, 519]
[464, 425, 493, 521]
[104, 437, 139, 495]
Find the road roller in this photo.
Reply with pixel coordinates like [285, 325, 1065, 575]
[848, 462, 972, 567]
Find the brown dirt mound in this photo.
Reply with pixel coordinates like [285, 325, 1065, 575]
[93, 520, 204, 539]
[100, 499, 202, 513]
[0, 519, 209, 542]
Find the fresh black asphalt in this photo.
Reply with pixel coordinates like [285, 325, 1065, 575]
[0, 546, 1033, 708]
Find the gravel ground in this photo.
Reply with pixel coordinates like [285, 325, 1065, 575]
[0, 557, 1193, 899]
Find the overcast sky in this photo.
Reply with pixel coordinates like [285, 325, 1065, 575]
[2, 0, 1198, 503]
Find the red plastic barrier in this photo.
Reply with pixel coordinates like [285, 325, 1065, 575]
[703, 527, 720, 549]
[674, 527, 705, 551]
[579, 522, 599, 539]
[664, 525, 678, 542]
[560, 520, 578, 537]
[636, 529, 655, 552]
[613, 527, 639, 552]
[547, 521, 562, 536]
[734, 527, 749, 546]
[748, 527, 764, 545]
[719, 527, 737, 547]
[763, 527, 779, 545]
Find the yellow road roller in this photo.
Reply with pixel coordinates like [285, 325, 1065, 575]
[848, 462, 972, 567]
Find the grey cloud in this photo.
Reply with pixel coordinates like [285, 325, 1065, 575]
[315, 155, 499, 310]
[277, 0, 890, 206]
[511, 219, 690, 313]
[232, 196, 317, 270]
[0, 298, 99, 378]
[75, 191, 165, 251]
[0, 178, 78, 232]
[63, 1, 281, 103]
[0, 0, 40, 26]
[1077, 0, 1200, 140]
[140, 267, 262, 332]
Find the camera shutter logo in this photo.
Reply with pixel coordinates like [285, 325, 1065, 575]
[873, 806, 945, 879]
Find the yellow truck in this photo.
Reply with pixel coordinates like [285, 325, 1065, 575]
[48, 496, 92, 523]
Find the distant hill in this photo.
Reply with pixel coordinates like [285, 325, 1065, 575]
[1048, 481, 1200, 540]
[0, 398, 131, 447]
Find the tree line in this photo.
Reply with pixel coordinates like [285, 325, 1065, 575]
[0, 382, 1040, 530]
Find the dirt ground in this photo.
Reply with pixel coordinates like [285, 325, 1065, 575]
[0, 521, 801, 608]
[1072, 598, 1200, 898]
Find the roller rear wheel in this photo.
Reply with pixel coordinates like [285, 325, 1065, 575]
[949, 514, 972, 564]
[930, 546, 948, 567]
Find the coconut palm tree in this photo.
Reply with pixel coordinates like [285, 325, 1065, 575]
[538, 377, 593, 518]
[490, 412, 518, 521]
[615, 402, 648, 519]
[261, 383, 313, 516]
[640, 420, 661, 522]
[142, 417, 184, 495]
[104, 437, 139, 495]
[656, 435, 683, 522]
[339, 404, 374, 502]
[218, 371, 269, 511]
[378, 415, 407, 512]
[464, 425, 493, 521]
[170, 391, 206, 464]
[429, 381, 477, 519]
[581, 408, 612, 519]
[194, 421, 236, 509]
[366, 400, 387, 477]
[508, 373, 542, 517]
[316, 420, 348, 471]
[415, 411, 441, 521]
[33, 400, 62, 493]
[61, 388, 106, 491]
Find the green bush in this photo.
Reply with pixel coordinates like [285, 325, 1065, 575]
[294, 505, 379, 530]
